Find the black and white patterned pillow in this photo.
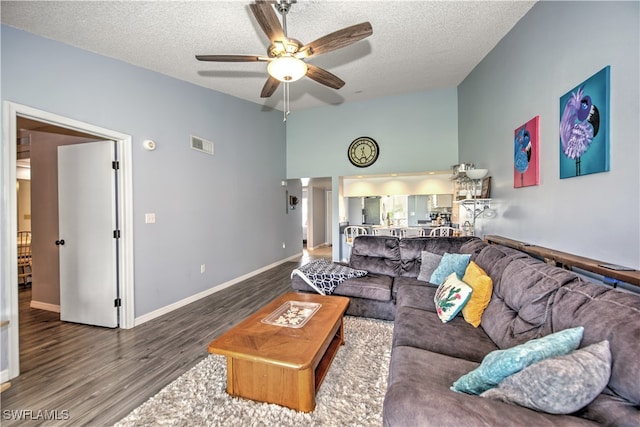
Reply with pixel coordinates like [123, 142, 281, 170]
[292, 259, 368, 295]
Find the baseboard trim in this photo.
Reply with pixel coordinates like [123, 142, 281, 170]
[309, 242, 330, 250]
[30, 300, 61, 313]
[134, 253, 302, 327]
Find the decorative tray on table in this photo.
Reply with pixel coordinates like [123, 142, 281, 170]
[261, 301, 321, 328]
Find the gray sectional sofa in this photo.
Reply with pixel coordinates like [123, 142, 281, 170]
[292, 235, 477, 320]
[291, 235, 640, 426]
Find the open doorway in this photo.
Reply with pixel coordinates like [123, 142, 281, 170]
[301, 177, 332, 250]
[2, 102, 135, 381]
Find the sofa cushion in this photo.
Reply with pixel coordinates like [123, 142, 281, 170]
[481, 341, 611, 415]
[461, 261, 493, 327]
[580, 390, 640, 426]
[391, 276, 431, 301]
[459, 238, 489, 260]
[473, 244, 529, 290]
[394, 281, 438, 312]
[430, 253, 471, 284]
[451, 326, 584, 395]
[549, 279, 640, 421]
[416, 251, 442, 282]
[384, 346, 598, 427]
[393, 304, 498, 363]
[331, 273, 393, 302]
[350, 236, 401, 277]
[434, 273, 473, 323]
[398, 236, 478, 277]
[481, 257, 580, 349]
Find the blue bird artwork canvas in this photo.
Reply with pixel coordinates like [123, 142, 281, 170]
[559, 66, 610, 179]
[514, 116, 539, 188]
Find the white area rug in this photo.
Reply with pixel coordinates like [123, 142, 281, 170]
[114, 316, 393, 427]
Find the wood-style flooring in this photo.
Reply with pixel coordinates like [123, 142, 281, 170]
[1, 246, 331, 426]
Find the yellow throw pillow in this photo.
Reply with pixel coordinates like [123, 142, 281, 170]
[461, 261, 493, 327]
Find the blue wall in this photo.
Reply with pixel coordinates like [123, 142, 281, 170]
[458, 1, 639, 266]
[286, 88, 459, 178]
[1, 26, 301, 321]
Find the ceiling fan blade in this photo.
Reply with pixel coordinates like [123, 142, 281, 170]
[261, 76, 280, 98]
[306, 64, 345, 90]
[298, 22, 372, 58]
[250, 2, 285, 44]
[196, 54, 266, 62]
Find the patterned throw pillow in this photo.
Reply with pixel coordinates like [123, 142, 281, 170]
[430, 253, 472, 284]
[291, 259, 368, 295]
[433, 273, 473, 323]
[451, 326, 584, 395]
[481, 341, 611, 414]
[417, 251, 443, 282]
[461, 261, 493, 327]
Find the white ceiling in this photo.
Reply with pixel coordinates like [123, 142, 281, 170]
[1, 0, 536, 112]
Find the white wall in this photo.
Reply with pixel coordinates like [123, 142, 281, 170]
[458, 1, 640, 267]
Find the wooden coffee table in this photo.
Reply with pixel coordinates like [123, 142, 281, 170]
[208, 292, 350, 412]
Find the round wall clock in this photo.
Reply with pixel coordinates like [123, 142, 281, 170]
[348, 136, 379, 168]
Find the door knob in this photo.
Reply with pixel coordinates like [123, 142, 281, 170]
[55, 239, 65, 246]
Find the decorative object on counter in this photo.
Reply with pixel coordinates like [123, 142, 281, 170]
[480, 176, 492, 198]
[514, 116, 540, 188]
[466, 168, 488, 200]
[559, 65, 610, 178]
[451, 163, 490, 200]
[453, 166, 494, 236]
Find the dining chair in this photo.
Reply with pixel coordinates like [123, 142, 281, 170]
[428, 226, 458, 237]
[372, 228, 394, 236]
[401, 228, 425, 238]
[344, 226, 368, 246]
[17, 231, 32, 286]
[344, 226, 368, 262]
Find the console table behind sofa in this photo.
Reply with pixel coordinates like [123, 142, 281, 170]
[484, 235, 640, 288]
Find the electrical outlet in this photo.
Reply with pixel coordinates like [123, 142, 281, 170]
[200, 264, 205, 274]
[145, 213, 156, 224]
[282, 242, 286, 249]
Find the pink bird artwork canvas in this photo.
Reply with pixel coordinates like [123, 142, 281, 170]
[559, 66, 610, 179]
[514, 116, 540, 188]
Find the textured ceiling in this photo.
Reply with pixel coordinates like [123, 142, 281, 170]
[1, 0, 536, 112]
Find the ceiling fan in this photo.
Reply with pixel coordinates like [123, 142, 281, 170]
[196, 0, 373, 100]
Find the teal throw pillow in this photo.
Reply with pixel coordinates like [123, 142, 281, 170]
[434, 273, 473, 323]
[451, 326, 584, 395]
[480, 341, 611, 414]
[430, 252, 471, 284]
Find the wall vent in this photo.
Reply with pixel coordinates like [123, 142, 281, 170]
[190, 135, 214, 155]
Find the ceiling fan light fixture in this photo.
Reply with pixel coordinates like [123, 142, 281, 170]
[267, 56, 307, 82]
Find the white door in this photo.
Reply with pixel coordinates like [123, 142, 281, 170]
[58, 140, 118, 327]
